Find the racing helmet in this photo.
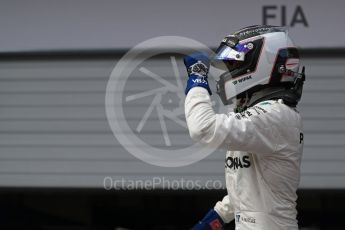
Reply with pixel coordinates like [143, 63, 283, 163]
[213, 25, 305, 107]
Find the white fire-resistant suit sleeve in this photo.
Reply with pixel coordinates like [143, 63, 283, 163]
[214, 195, 235, 223]
[185, 87, 280, 154]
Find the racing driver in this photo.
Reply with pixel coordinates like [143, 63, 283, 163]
[184, 25, 306, 230]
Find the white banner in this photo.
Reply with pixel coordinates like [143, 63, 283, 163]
[0, 0, 344, 51]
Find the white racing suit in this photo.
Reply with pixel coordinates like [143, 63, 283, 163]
[185, 87, 303, 230]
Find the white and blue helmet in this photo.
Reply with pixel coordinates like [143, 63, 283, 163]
[213, 25, 304, 107]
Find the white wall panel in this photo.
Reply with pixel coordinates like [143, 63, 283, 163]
[0, 55, 344, 189]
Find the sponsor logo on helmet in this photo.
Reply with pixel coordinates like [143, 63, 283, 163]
[236, 26, 275, 39]
[233, 75, 252, 85]
[222, 35, 239, 48]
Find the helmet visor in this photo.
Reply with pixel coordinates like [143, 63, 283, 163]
[212, 42, 253, 72]
[214, 43, 251, 61]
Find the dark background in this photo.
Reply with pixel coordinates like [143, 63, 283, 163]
[1, 188, 345, 230]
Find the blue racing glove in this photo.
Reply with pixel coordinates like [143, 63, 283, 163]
[184, 52, 212, 95]
[191, 209, 224, 230]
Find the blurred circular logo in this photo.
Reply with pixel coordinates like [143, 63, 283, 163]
[105, 36, 231, 167]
